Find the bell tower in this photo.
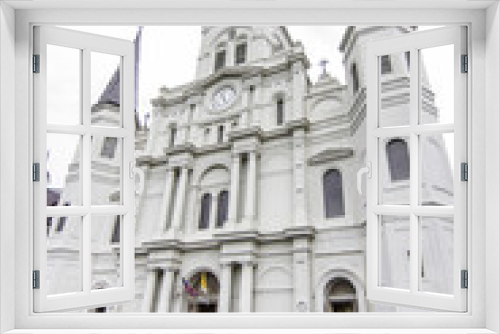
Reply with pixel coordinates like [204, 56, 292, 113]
[195, 26, 295, 80]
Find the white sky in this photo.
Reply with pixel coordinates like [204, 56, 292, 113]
[48, 25, 453, 190]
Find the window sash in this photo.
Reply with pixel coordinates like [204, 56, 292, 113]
[365, 25, 468, 312]
[33, 26, 136, 312]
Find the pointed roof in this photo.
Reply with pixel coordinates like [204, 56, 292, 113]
[97, 26, 143, 108]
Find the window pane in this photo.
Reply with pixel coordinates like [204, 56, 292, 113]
[92, 215, 122, 290]
[46, 44, 81, 125]
[323, 169, 345, 218]
[379, 215, 410, 290]
[379, 52, 410, 128]
[47, 133, 81, 206]
[420, 45, 454, 125]
[46, 216, 81, 295]
[91, 136, 122, 205]
[91, 52, 122, 127]
[199, 193, 211, 230]
[379, 137, 410, 205]
[216, 191, 229, 228]
[420, 216, 454, 295]
[420, 133, 454, 206]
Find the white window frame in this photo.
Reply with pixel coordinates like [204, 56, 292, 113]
[0, 3, 498, 334]
[32, 26, 137, 313]
[365, 26, 467, 312]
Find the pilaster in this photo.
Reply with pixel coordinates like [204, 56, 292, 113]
[218, 262, 233, 312]
[292, 237, 313, 312]
[159, 168, 175, 232]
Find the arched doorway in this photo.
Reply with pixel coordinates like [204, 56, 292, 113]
[323, 277, 358, 312]
[184, 271, 219, 313]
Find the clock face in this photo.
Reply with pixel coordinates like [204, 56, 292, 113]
[211, 86, 237, 111]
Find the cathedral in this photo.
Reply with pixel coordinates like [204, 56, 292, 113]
[46, 25, 454, 313]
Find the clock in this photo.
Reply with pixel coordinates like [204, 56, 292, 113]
[211, 86, 237, 111]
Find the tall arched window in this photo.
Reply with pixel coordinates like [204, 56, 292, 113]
[323, 169, 345, 218]
[199, 193, 212, 230]
[276, 98, 284, 126]
[351, 63, 359, 93]
[386, 138, 410, 181]
[217, 125, 224, 143]
[216, 190, 229, 228]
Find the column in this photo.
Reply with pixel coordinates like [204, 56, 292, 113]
[159, 168, 175, 232]
[292, 238, 312, 312]
[171, 166, 189, 233]
[219, 263, 232, 312]
[142, 267, 157, 312]
[240, 261, 254, 312]
[251, 81, 261, 127]
[243, 151, 257, 228]
[157, 269, 176, 313]
[186, 185, 200, 235]
[293, 130, 308, 227]
[209, 192, 217, 231]
[228, 153, 241, 228]
[292, 61, 306, 120]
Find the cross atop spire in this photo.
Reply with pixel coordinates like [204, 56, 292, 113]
[319, 59, 329, 76]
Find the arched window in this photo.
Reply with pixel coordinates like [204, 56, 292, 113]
[323, 169, 345, 218]
[186, 271, 220, 312]
[199, 193, 212, 230]
[214, 49, 226, 72]
[217, 125, 224, 143]
[276, 98, 284, 126]
[216, 190, 229, 228]
[235, 42, 247, 65]
[324, 277, 358, 312]
[169, 127, 177, 147]
[386, 138, 410, 181]
[380, 55, 392, 74]
[351, 63, 359, 93]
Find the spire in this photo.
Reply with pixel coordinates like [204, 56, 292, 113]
[97, 26, 143, 113]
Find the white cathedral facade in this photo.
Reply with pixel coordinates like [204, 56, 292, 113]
[47, 25, 454, 313]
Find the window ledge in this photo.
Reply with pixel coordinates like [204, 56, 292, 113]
[4, 329, 496, 334]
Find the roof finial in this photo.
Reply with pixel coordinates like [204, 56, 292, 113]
[319, 58, 329, 76]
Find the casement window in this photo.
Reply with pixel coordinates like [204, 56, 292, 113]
[2, 3, 499, 333]
[363, 25, 467, 312]
[32, 26, 142, 312]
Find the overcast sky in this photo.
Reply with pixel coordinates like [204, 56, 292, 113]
[48, 25, 452, 189]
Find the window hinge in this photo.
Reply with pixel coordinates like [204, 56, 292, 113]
[33, 54, 40, 73]
[33, 270, 40, 289]
[461, 269, 468, 289]
[461, 54, 468, 73]
[33, 163, 40, 182]
[461, 162, 468, 181]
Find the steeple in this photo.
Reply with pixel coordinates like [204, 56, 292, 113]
[96, 26, 143, 111]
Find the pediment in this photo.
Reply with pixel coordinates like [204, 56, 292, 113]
[307, 147, 354, 165]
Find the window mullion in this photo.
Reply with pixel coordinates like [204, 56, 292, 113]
[409, 48, 419, 295]
[81, 48, 91, 294]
